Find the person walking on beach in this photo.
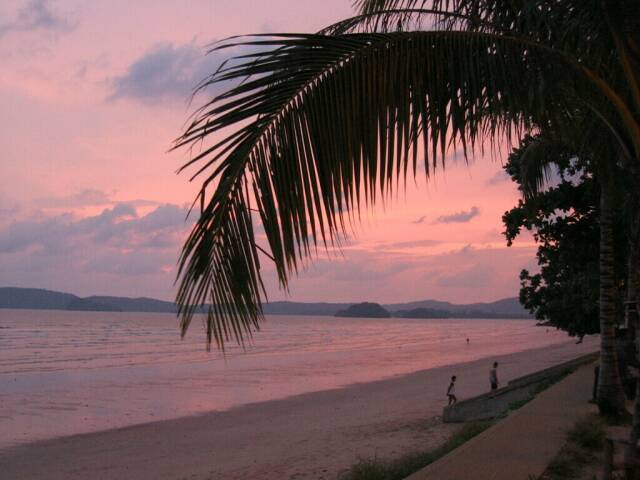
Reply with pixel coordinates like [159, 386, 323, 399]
[490, 362, 499, 391]
[447, 376, 457, 405]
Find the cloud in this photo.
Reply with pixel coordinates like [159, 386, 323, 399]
[435, 264, 495, 288]
[0, 201, 193, 300]
[0, 205, 20, 216]
[486, 170, 511, 185]
[38, 189, 112, 208]
[0, 0, 72, 38]
[381, 239, 442, 250]
[412, 215, 426, 224]
[0, 203, 190, 273]
[0, 202, 21, 226]
[82, 250, 175, 276]
[435, 206, 480, 224]
[109, 42, 256, 104]
[268, 240, 538, 304]
[299, 252, 414, 283]
[34, 190, 164, 212]
[330, 259, 413, 282]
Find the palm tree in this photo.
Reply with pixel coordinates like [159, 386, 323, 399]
[502, 125, 631, 417]
[173, 0, 640, 418]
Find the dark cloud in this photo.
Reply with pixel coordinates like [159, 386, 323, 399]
[0, 215, 63, 253]
[435, 206, 480, 224]
[109, 42, 256, 104]
[0, 203, 190, 260]
[0, 203, 191, 279]
[0, 0, 72, 38]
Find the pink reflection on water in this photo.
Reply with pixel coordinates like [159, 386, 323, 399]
[0, 309, 594, 448]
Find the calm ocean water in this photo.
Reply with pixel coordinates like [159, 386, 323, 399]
[0, 309, 578, 448]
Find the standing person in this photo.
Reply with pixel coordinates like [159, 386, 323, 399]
[490, 362, 499, 391]
[447, 376, 457, 405]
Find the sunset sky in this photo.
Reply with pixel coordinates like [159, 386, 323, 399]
[0, 0, 537, 304]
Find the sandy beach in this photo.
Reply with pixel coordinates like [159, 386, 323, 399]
[0, 338, 597, 480]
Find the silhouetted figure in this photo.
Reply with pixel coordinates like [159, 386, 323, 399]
[466, 338, 469, 345]
[490, 362, 499, 391]
[447, 376, 457, 405]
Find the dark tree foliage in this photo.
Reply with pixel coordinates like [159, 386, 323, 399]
[503, 135, 627, 336]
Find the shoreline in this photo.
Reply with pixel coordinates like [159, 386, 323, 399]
[1, 338, 598, 480]
[1, 313, 581, 449]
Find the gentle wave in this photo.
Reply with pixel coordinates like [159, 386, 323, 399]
[0, 309, 579, 448]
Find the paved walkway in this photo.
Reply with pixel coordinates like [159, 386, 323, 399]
[406, 362, 598, 480]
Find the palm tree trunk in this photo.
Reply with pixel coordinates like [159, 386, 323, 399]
[624, 207, 640, 479]
[596, 182, 626, 416]
[627, 348, 640, 480]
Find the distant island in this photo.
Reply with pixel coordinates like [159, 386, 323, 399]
[395, 307, 452, 318]
[394, 307, 529, 319]
[0, 287, 532, 319]
[335, 302, 391, 318]
[333, 303, 532, 319]
[0, 287, 180, 314]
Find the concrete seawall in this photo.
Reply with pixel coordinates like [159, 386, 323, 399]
[408, 361, 598, 479]
[443, 351, 598, 422]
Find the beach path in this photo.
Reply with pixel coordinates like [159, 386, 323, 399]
[406, 360, 597, 480]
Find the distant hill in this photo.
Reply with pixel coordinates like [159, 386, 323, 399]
[85, 296, 177, 313]
[335, 302, 391, 318]
[0, 287, 175, 313]
[384, 297, 531, 319]
[66, 298, 122, 312]
[0, 287, 532, 318]
[262, 301, 350, 316]
[265, 297, 530, 318]
[393, 306, 528, 319]
[0, 287, 77, 310]
[395, 307, 453, 319]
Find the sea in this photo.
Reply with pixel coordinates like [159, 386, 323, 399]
[0, 309, 578, 449]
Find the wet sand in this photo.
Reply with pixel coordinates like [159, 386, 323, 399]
[0, 338, 597, 480]
[1, 312, 582, 448]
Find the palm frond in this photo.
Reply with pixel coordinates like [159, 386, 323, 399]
[350, 1, 462, 33]
[174, 30, 615, 348]
[353, 1, 632, 73]
[319, 9, 453, 35]
[515, 135, 566, 199]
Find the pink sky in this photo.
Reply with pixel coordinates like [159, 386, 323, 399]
[0, 0, 537, 304]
